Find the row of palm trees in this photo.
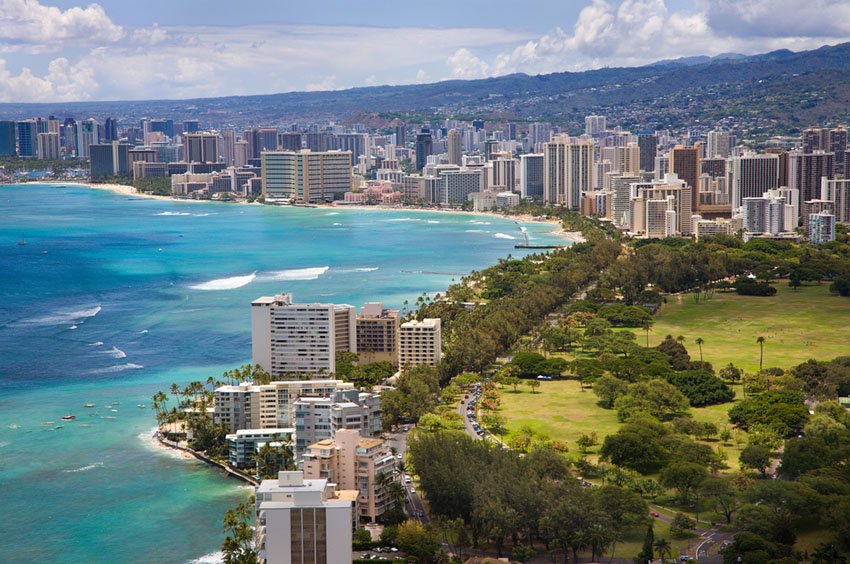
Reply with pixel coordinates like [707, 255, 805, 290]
[655, 334, 768, 371]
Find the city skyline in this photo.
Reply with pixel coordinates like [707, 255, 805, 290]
[2, 0, 850, 102]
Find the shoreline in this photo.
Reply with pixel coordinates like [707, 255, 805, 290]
[13, 180, 584, 243]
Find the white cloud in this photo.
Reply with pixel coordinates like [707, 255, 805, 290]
[484, 0, 850, 77]
[446, 48, 490, 79]
[0, 0, 123, 49]
[0, 57, 95, 102]
[704, 0, 850, 38]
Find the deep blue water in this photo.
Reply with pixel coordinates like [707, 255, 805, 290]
[0, 184, 564, 563]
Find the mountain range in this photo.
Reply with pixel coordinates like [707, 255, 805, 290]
[3, 42, 850, 134]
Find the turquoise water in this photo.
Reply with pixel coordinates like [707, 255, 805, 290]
[0, 184, 564, 563]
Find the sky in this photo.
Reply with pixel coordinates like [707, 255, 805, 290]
[1, 0, 849, 102]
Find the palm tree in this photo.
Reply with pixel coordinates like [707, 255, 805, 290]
[654, 538, 672, 563]
[676, 335, 686, 344]
[695, 337, 704, 362]
[642, 322, 652, 348]
[756, 336, 766, 371]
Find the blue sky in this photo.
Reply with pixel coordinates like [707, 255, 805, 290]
[1, 0, 848, 102]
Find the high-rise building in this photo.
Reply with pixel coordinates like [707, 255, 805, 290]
[261, 150, 353, 203]
[585, 115, 607, 136]
[303, 429, 397, 524]
[670, 145, 700, 211]
[398, 318, 441, 367]
[74, 118, 99, 159]
[251, 293, 355, 377]
[610, 175, 642, 225]
[103, 117, 118, 142]
[183, 120, 200, 133]
[821, 178, 850, 224]
[37, 132, 60, 160]
[830, 127, 847, 176]
[637, 133, 657, 172]
[442, 169, 482, 205]
[618, 143, 641, 176]
[528, 122, 551, 151]
[629, 173, 693, 236]
[701, 158, 727, 179]
[16, 120, 38, 158]
[293, 389, 381, 457]
[728, 153, 780, 209]
[89, 141, 130, 179]
[808, 212, 836, 245]
[446, 129, 462, 166]
[520, 154, 544, 199]
[543, 137, 593, 209]
[220, 130, 237, 166]
[183, 132, 220, 163]
[0, 121, 16, 157]
[788, 151, 834, 202]
[394, 124, 406, 146]
[706, 130, 731, 158]
[278, 132, 303, 152]
[355, 302, 399, 364]
[255, 471, 356, 564]
[415, 129, 433, 170]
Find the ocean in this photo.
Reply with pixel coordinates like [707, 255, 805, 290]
[0, 183, 565, 563]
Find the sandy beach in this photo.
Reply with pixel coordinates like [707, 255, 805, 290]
[15, 181, 584, 243]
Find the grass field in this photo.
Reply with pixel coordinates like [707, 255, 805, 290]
[647, 281, 850, 372]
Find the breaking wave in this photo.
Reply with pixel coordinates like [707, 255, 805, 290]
[190, 273, 256, 291]
[494, 233, 516, 240]
[261, 266, 329, 281]
[90, 363, 144, 374]
[100, 346, 126, 359]
[23, 305, 102, 326]
[63, 462, 104, 473]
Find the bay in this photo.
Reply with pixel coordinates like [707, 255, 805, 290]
[0, 183, 566, 563]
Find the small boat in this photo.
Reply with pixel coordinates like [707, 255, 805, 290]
[60, 415, 76, 421]
[137, 404, 146, 408]
[54, 425, 64, 429]
[111, 409, 118, 413]
[84, 403, 95, 408]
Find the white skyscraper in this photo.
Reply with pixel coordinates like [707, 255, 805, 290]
[706, 130, 731, 158]
[251, 293, 355, 377]
[585, 115, 607, 136]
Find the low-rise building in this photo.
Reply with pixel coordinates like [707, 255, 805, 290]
[293, 389, 381, 458]
[227, 428, 295, 469]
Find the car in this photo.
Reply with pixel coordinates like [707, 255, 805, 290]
[396, 454, 403, 459]
[418, 510, 424, 518]
[536, 375, 552, 381]
[650, 511, 660, 518]
[404, 476, 412, 484]
[389, 548, 398, 553]
[679, 556, 692, 562]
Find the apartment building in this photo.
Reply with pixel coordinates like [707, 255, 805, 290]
[355, 302, 399, 364]
[303, 429, 397, 523]
[398, 318, 442, 367]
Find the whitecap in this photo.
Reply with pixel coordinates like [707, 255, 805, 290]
[427, 220, 440, 224]
[24, 305, 102, 326]
[62, 462, 104, 473]
[190, 273, 256, 291]
[90, 363, 144, 374]
[325, 212, 340, 216]
[335, 267, 379, 273]
[260, 266, 329, 281]
[470, 220, 492, 225]
[139, 330, 148, 335]
[0, 441, 10, 448]
[188, 551, 224, 564]
[88, 341, 104, 347]
[494, 233, 516, 240]
[154, 211, 192, 216]
[332, 222, 343, 226]
[385, 217, 421, 222]
[100, 346, 126, 359]
[69, 325, 77, 330]
[7, 424, 19, 430]
[464, 229, 485, 233]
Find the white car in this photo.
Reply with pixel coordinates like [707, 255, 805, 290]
[410, 487, 416, 493]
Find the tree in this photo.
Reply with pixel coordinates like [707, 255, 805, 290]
[526, 379, 541, 394]
[695, 337, 705, 362]
[395, 520, 440, 562]
[739, 444, 772, 477]
[654, 538, 673, 563]
[756, 336, 766, 371]
[660, 462, 709, 504]
[700, 477, 740, 524]
[576, 432, 599, 454]
[614, 379, 691, 422]
[720, 363, 743, 383]
[221, 497, 258, 564]
[637, 523, 655, 563]
[252, 438, 295, 479]
[592, 374, 629, 408]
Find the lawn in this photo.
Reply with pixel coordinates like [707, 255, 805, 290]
[647, 281, 850, 372]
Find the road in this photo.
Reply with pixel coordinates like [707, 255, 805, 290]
[385, 426, 428, 524]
